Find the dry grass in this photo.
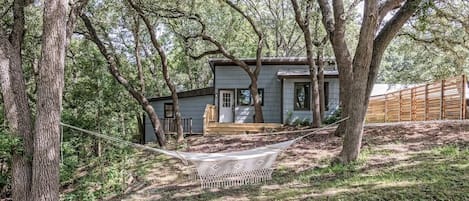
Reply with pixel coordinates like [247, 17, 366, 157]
[115, 120, 469, 201]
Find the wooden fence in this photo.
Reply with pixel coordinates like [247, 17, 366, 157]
[159, 117, 193, 134]
[366, 75, 467, 123]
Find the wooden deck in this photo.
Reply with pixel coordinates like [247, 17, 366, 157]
[205, 122, 282, 135]
[202, 104, 282, 135]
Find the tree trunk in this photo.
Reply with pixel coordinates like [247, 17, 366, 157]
[317, 48, 326, 120]
[31, 0, 67, 200]
[0, 36, 33, 201]
[291, 0, 321, 127]
[130, 0, 184, 142]
[1, 1, 35, 199]
[250, 80, 264, 123]
[318, 0, 421, 164]
[334, 87, 368, 163]
[136, 115, 144, 144]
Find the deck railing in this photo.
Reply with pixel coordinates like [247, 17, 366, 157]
[366, 75, 467, 123]
[159, 117, 193, 134]
[203, 104, 217, 135]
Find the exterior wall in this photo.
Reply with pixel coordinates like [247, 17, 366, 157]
[214, 65, 302, 123]
[282, 77, 340, 124]
[144, 95, 213, 143]
[214, 65, 339, 124]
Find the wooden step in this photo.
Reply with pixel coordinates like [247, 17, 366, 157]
[205, 123, 282, 135]
[208, 123, 282, 128]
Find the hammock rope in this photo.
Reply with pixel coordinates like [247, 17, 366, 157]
[60, 117, 348, 188]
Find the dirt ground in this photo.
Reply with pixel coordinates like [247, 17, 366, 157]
[118, 120, 469, 201]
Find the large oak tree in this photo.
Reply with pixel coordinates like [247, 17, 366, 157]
[0, 0, 87, 199]
[317, 0, 423, 163]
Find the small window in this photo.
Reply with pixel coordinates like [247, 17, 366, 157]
[294, 82, 310, 110]
[238, 89, 251, 106]
[324, 82, 329, 111]
[164, 103, 174, 118]
[237, 88, 264, 106]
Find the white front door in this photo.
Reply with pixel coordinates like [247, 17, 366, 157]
[219, 90, 234, 122]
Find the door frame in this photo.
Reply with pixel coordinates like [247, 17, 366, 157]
[218, 89, 235, 123]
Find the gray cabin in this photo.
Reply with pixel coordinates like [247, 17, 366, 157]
[144, 57, 340, 143]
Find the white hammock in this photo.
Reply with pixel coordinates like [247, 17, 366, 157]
[60, 118, 345, 188]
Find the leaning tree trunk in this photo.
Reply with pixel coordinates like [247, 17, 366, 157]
[250, 80, 264, 123]
[80, 14, 166, 147]
[31, 0, 67, 200]
[133, 4, 185, 143]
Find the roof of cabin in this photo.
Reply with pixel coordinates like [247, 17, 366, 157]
[208, 57, 336, 68]
[148, 87, 214, 102]
[277, 69, 339, 78]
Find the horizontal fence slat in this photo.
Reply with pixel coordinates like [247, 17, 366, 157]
[366, 75, 466, 123]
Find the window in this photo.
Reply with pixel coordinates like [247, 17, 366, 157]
[164, 103, 174, 118]
[294, 82, 310, 110]
[324, 82, 329, 111]
[237, 88, 264, 106]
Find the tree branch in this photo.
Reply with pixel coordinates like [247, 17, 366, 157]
[80, 13, 167, 147]
[378, 0, 405, 24]
[317, 0, 335, 37]
[352, 0, 378, 74]
[66, 0, 89, 47]
[224, 0, 264, 77]
[365, 0, 422, 100]
[187, 49, 222, 60]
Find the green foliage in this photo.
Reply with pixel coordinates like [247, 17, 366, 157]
[0, 129, 22, 158]
[0, 127, 22, 196]
[291, 118, 311, 127]
[378, 0, 469, 84]
[323, 108, 342, 125]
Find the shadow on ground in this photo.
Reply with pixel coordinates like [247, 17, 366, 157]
[118, 120, 469, 201]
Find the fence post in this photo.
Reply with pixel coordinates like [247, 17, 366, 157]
[399, 90, 402, 122]
[425, 84, 429, 120]
[440, 79, 445, 120]
[410, 88, 414, 121]
[384, 94, 388, 122]
[461, 75, 466, 119]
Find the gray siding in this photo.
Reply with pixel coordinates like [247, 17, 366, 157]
[282, 78, 340, 124]
[144, 95, 213, 143]
[215, 66, 289, 123]
[215, 65, 339, 124]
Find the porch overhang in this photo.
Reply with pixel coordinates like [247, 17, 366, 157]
[276, 69, 339, 79]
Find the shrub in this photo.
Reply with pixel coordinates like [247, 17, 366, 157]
[323, 108, 342, 125]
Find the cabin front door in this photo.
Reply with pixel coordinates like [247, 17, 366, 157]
[219, 90, 234, 122]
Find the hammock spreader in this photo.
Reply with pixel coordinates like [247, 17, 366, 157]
[60, 117, 347, 188]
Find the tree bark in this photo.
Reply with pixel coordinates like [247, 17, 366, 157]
[0, 35, 33, 201]
[128, 0, 185, 142]
[31, 0, 68, 200]
[80, 14, 167, 147]
[317, 48, 325, 120]
[1, 0, 35, 199]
